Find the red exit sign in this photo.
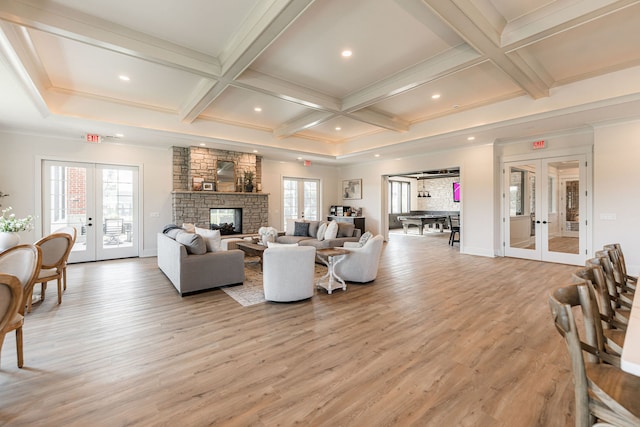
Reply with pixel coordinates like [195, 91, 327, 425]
[85, 134, 101, 143]
[532, 139, 546, 149]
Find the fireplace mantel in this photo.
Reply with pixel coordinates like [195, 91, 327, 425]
[171, 191, 269, 234]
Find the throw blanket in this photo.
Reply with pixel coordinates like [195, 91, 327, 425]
[162, 224, 183, 234]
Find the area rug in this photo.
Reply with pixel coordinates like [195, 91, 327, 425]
[221, 258, 325, 307]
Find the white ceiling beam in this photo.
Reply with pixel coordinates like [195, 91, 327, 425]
[0, 0, 221, 77]
[180, 0, 314, 124]
[342, 43, 483, 112]
[424, 0, 549, 99]
[178, 79, 224, 123]
[502, 0, 640, 49]
[234, 69, 341, 111]
[274, 111, 336, 139]
[348, 109, 409, 132]
[0, 22, 49, 117]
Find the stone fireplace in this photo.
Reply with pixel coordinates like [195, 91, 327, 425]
[171, 147, 269, 234]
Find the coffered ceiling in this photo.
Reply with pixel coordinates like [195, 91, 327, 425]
[1, 0, 640, 164]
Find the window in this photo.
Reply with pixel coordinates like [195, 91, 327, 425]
[283, 177, 320, 223]
[389, 180, 410, 214]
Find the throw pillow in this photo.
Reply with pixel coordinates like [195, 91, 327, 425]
[182, 223, 196, 233]
[337, 222, 355, 238]
[317, 222, 328, 241]
[175, 230, 207, 255]
[294, 221, 310, 236]
[195, 227, 222, 252]
[358, 231, 373, 247]
[324, 220, 339, 240]
[285, 218, 297, 236]
[306, 221, 320, 237]
[164, 228, 182, 239]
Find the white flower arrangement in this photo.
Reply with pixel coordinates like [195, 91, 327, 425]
[0, 207, 34, 232]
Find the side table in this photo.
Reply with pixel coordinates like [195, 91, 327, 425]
[316, 248, 350, 294]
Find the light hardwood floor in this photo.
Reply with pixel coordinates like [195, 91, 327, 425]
[0, 232, 578, 426]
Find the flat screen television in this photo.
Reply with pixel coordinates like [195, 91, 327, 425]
[453, 182, 461, 202]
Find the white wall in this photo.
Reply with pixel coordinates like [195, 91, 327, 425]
[338, 144, 496, 257]
[0, 132, 172, 257]
[593, 120, 640, 275]
[261, 159, 341, 230]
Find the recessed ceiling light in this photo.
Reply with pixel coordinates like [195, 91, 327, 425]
[254, 107, 262, 112]
[341, 50, 352, 58]
[335, 126, 341, 131]
[118, 75, 130, 81]
[253, 149, 258, 153]
[374, 154, 380, 158]
[431, 94, 441, 99]
[199, 143, 206, 146]
[297, 157, 303, 160]
[115, 133, 124, 138]
[467, 136, 475, 141]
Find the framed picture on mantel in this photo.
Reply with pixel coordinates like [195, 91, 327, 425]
[342, 179, 362, 200]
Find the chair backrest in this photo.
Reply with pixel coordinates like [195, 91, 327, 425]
[0, 273, 22, 333]
[603, 244, 629, 286]
[35, 233, 73, 270]
[448, 215, 460, 228]
[263, 246, 316, 302]
[549, 283, 622, 426]
[0, 244, 41, 315]
[54, 226, 77, 244]
[593, 251, 621, 298]
[577, 262, 616, 328]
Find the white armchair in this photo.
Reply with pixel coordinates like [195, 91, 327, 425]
[334, 234, 384, 283]
[263, 245, 316, 302]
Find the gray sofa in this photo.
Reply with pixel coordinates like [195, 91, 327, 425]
[276, 219, 361, 249]
[157, 232, 245, 295]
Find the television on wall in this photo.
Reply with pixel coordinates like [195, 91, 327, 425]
[453, 182, 461, 202]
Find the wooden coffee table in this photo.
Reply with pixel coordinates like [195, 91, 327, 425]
[236, 242, 267, 271]
[316, 248, 350, 294]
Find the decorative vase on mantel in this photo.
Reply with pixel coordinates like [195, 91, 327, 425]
[0, 232, 20, 252]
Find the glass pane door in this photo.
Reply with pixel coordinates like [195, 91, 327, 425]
[505, 162, 539, 260]
[96, 165, 138, 260]
[43, 161, 96, 263]
[504, 156, 587, 265]
[43, 161, 139, 262]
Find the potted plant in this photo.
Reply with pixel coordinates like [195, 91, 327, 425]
[0, 206, 34, 251]
[244, 170, 255, 193]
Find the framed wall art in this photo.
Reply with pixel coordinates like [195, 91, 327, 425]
[342, 179, 362, 200]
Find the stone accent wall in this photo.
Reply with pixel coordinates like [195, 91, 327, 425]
[172, 191, 268, 234]
[172, 146, 262, 191]
[417, 177, 461, 211]
[171, 146, 268, 232]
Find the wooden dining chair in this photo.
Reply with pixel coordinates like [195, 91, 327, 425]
[0, 244, 41, 368]
[31, 232, 74, 311]
[595, 250, 634, 315]
[603, 244, 636, 295]
[549, 283, 640, 426]
[53, 226, 77, 292]
[572, 266, 625, 356]
[0, 273, 22, 368]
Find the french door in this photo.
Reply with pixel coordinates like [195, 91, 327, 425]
[504, 155, 588, 265]
[42, 160, 139, 262]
